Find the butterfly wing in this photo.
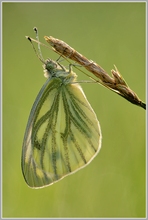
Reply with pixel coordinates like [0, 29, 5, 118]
[22, 77, 101, 188]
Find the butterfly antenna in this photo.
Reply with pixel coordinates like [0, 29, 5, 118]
[33, 27, 45, 61]
[26, 36, 46, 65]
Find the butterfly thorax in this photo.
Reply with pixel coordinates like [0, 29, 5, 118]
[43, 59, 77, 84]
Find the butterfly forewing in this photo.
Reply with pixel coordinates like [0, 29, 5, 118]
[22, 59, 102, 188]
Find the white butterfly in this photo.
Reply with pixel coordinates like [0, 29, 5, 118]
[21, 30, 102, 188]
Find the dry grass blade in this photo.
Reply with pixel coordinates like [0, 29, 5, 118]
[45, 36, 146, 110]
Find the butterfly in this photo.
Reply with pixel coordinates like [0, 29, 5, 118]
[21, 29, 102, 188]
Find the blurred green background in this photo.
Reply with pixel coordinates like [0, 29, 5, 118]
[3, 2, 146, 218]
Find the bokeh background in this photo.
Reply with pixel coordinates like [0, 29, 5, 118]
[3, 2, 146, 218]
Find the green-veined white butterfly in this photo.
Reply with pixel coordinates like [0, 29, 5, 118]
[22, 29, 102, 188]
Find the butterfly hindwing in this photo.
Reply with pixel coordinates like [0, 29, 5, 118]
[22, 73, 101, 188]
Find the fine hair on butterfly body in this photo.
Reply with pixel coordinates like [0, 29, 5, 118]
[22, 28, 102, 188]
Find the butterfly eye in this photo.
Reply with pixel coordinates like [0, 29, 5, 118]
[45, 59, 57, 71]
